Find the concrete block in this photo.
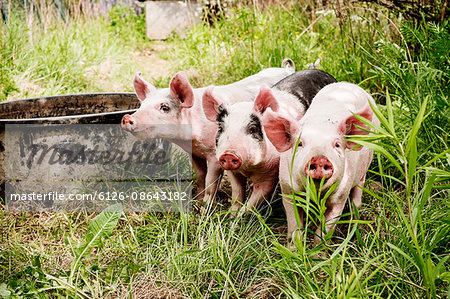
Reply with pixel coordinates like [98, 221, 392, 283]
[145, 1, 202, 40]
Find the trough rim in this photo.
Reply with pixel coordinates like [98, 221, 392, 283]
[0, 92, 139, 123]
[0, 92, 137, 105]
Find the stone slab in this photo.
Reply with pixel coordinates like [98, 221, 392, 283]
[145, 1, 202, 40]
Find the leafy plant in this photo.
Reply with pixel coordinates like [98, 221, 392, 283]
[26, 203, 125, 297]
[70, 203, 122, 279]
[348, 90, 450, 299]
[362, 20, 449, 163]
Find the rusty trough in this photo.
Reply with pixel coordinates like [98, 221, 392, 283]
[0, 93, 141, 200]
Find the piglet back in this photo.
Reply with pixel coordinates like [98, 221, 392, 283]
[272, 69, 337, 110]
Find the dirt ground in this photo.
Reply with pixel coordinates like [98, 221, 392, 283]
[131, 42, 174, 81]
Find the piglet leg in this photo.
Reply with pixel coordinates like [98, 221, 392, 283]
[282, 187, 305, 250]
[192, 155, 207, 200]
[229, 172, 247, 213]
[349, 174, 366, 211]
[202, 157, 223, 205]
[238, 177, 278, 216]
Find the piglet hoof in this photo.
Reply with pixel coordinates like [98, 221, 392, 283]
[195, 199, 214, 216]
[228, 205, 250, 220]
[312, 235, 326, 248]
[192, 200, 205, 214]
[199, 205, 207, 215]
[229, 209, 245, 219]
[228, 203, 242, 217]
[229, 210, 239, 218]
[201, 192, 215, 205]
[287, 242, 297, 251]
[238, 205, 253, 217]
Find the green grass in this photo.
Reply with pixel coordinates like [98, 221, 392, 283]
[0, 5, 165, 101]
[0, 1, 449, 298]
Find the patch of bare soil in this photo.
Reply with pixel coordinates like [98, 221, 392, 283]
[85, 58, 125, 91]
[84, 42, 175, 92]
[132, 42, 174, 82]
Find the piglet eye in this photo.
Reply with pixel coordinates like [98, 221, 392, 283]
[335, 141, 341, 148]
[160, 104, 170, 113]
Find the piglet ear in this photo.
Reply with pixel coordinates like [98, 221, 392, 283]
[169, 71, 195, 108]
[263, 108, 298, 153]
[340, 103, 373, 150]
[134, 72, 156, 101]
[202, 86, 223, 122]
[254, 85, 280, 114]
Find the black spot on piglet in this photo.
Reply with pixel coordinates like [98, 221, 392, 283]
[246, 114, 264, 142]
[215, 105, 228, 146]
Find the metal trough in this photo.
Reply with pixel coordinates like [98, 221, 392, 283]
[0, 93, 141, 201]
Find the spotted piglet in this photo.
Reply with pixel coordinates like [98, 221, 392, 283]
[263, 82, 380, 247]
[202, 69, 336, 215]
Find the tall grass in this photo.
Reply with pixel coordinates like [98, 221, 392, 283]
[0, 4, 149, 101]
[0, 1, 448, 298]
[361, 19, 449, 159]
[170, 3, 394, 86]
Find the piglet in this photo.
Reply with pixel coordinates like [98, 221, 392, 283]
[263, 82, 379, 247]
[202, 69, 336, 214]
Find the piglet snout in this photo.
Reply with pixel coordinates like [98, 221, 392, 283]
[121, 114, 136, 132]
[219, 153, 242, 170]
[305, 156, 334, 179]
